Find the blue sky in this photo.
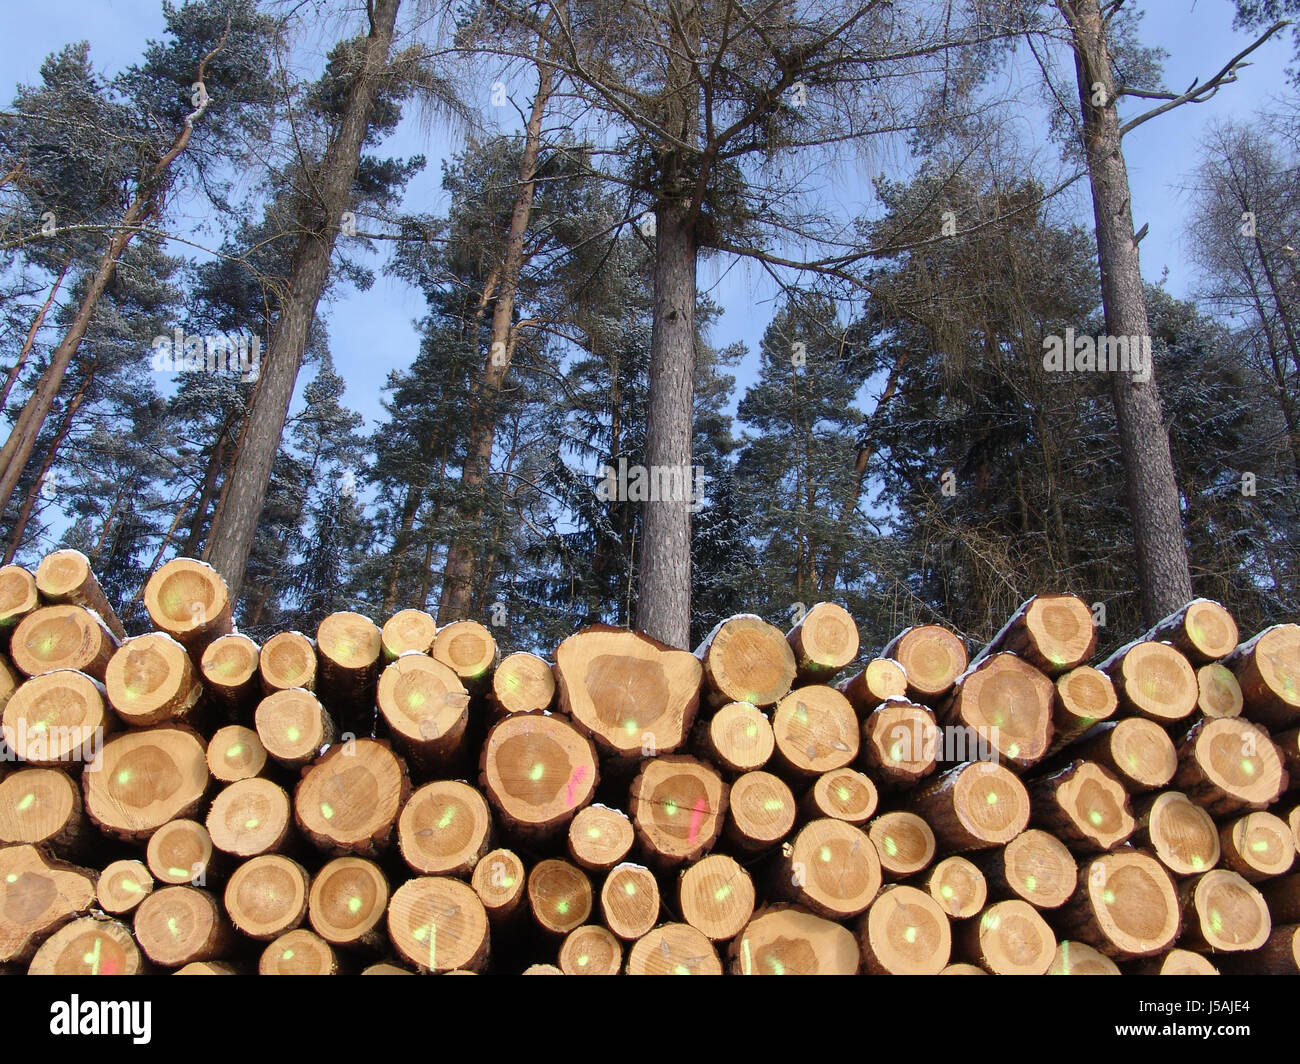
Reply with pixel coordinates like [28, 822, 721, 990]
[1, 0, 1293, 436]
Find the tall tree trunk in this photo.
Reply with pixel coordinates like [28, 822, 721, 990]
[383, 482, 423, 616]
[0, 36, 226, 517]
[1063, 0, 1192, 625]
[1, 261, 69, 412]
[636, 2, 701, 649]
[182, 428, 231, 556]
[3, 369, 91, 563]
[205, 0, 401, 599]
[437, 41, 554, 623]
[638, 202, 698, 648]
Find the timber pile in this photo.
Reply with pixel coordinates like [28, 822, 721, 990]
[0, 554, 1297, 975]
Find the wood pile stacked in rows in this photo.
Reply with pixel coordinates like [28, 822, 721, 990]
[1, 553, 1297, 975]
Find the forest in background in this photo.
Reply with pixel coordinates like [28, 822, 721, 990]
[1, 0, 1298, 657]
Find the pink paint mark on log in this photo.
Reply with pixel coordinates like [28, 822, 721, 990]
[565, 764, 589, 807]
[688, 796, 708, 843]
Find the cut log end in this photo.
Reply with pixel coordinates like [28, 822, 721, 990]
[626, 923, 722, 975]
[1176, 717, 1287, 815]
[11, 604, 116, 680]
[1132, 948, 1220, 975]
[679, 853, 755, 941]
[1031, 760, 1134, 853]
[995, 828, 1078, 909]
[925, 856, 986, 919]
[1138, 791, 1220, 877]
[1023, 594, 1098, 672]
[697, 615, 796, 707]
[729, 906, 858, 975]
[0, 766, 83, 854]
[224, 854, 309, 940]
[599, 862, 658, 940]
[837, 657, 908, 715]
[133, 886, 229, 968]
[861, 699, 937, 788]
[867, 811, 935, 881]
[259, 631, 316, 694]
[0, 844, 95, 963]
[491, 652, 556, 715]
[381, 609, 437, 660]
[28, 915, 142, 975]
[2, 668, 108, 767]
[84, 725, 209, 841]
[943, 653, 1055, 769]
[960, 900, 1056, 975]
[259, 929, 338, 975]
[432, 620, 498, 687]
[397, 780, 491, 877]
[702, 700, 774, 773]
[1177, 599, 1241, 662]
[559, 924, 622, 975]
[725, 770, 795, 851]
[1049, 940, 1120, 975]
[528, 858, 593, 936]
[206, 724, 267, 783]
[143, 558, 232, 653]
[361, 962, 412, 975]
[783, 818, 880, 918]
[556, 626, 702, 756]
[567, 804, 634, 872]
[1106, 718, 1178, 792]
[200, 634, 260, 711]
[1052, 665, 1118, 749]
[0, 564, 39, 640]
[255, 689, 333, 768]
[317, 611, 381, 675]
[207, 777, 291, 858]
[1197, 663, 1243, 719]
[886, 625, 967, 703]
[376, 654, 469, 767]
[1231, 624, 1300, 729]
[1073, 850, 1181, 958]
[629, 755, 728, 867]
[771, 685, 858, 777]
[1181, 869, 1271, 952]
[910, 760, 1031, 853]
[35, 550, 126, 640]
[106, 633, 201, 727]
[1220, 811, 1295, 881]
[804, 768, 878, 824]
[1105, 641, 1198, 722]
[480, 713, 598, 840]
[858, 884, 951, 975]
[471, 848, 525, 921]
[387, 876, 489, 973]
[308, 856, 390, 947]
[294, 739, 409, 857]
[146, 818, 214, 886]
[97, 859, 153, 915]
[173, 960, 239, 975]
[787, 602, 860, 682]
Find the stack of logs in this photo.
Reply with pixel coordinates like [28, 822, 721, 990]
[1, 550, 1298, 975]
